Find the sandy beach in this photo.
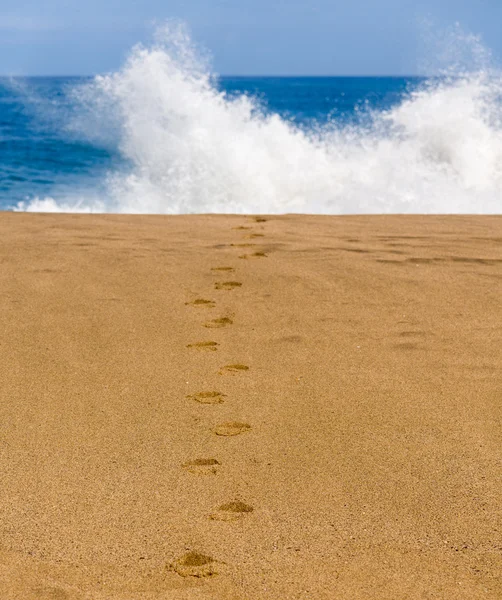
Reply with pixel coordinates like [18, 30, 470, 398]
[0, 212, 501, 599]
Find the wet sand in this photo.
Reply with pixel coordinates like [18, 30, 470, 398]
[0, 213, 501, 599]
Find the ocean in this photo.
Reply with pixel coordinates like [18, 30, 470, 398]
[1, 27, 501, 214]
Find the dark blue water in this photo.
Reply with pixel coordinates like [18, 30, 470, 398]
[0, 76, 421, 210]
[222, 76, 418, 123]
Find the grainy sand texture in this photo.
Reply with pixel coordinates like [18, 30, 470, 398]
[0, 213, 501, 599]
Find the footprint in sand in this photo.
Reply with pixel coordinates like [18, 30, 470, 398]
[391, 324, 427, 351]
[187, 341, 219, 351]
[230, 243, 256, 248]
[219, 364, 249, 375]
[233, 226, 252, 231]
[169, 551, 222, 577]
[210, 501, 254, 522]
[211, 266, 235, 273]
[253, 217, 267, 223]
[187, 391, 226, 404]
[213, 422, 251, 437]
[204, 317, 233, 329]
[214, 281, 242, 291]
[392, 342, 420, 351]
[30, 586, 70, 600]
[182, 458, 220, 475]
[239, 252, 267, 259]
[244, 233, 265, 239]
[398, 331, 427, 338]
[185, 298, 216, 308]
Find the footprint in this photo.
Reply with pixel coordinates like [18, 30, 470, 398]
[185, 298, 216, 308]
[187, 341, 219, 351]
[233, 226, 252, 230]
[182, 458, 220, 475]
[187, 391, 226, 404]
[210, 501, 254, 522]
[239, 252, 267, 259]
[211, 267, 235, 273]
[219, 364, 249, 374]
[169, 551, 222, 577]
[375, 259, 403, 264]
[245, 233, 265, 239]
[253, 217, 267, 222]
[392, 342, 419, 351]
[230, 243, 256, 248]
[30, 587, 70, 600]
[213, 422, 251, 437]
[277, 335, 303, 343]
[215, 281, 242, 291]
[406, 257, 436, 264]
[204, 317, 233, 329]
[391, 326, 427, 351]
[398, 331, 426, 338]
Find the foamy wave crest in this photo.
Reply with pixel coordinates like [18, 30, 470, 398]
[17, 196, 106, 213]
[18, 22, 502, 214]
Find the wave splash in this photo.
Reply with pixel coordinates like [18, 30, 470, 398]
[18, 23, 502, 214]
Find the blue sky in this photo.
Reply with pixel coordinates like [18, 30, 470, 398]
[1, 0, 501, 75]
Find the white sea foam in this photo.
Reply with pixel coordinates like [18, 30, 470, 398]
[18, 22, 502, 214]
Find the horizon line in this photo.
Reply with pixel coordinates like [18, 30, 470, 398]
[0, 73, 431, 79]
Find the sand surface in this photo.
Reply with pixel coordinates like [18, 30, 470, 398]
[0, 213, 501, 599]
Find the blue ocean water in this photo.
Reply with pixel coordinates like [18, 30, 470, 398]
[0, 28, 501, 214]
[0, 76, 418, 211]
[0, 76, 113, 209]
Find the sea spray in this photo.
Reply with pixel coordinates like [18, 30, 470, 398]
[17, 22, 502, 214]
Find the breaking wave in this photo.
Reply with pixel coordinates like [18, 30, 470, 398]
[17, 22, 502, 214]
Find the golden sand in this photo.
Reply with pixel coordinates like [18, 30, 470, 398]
[0, 213, 501, 599]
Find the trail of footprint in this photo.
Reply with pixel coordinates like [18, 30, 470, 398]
[168, 551, 223, 577]
[187, 391, 226, 404]
[213, 422, 251, 437]
[185, 298, 216, 308]
[204, 317, 233, 329]
[239, 252, 267, 259]
[181, 229, 258, 560]
[182, 458, 221, 475]
[219, 364, 249, 375]
[187, 341, 219, 351]
[210, 501, 254, 522]
[215, 281, 242, 290]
